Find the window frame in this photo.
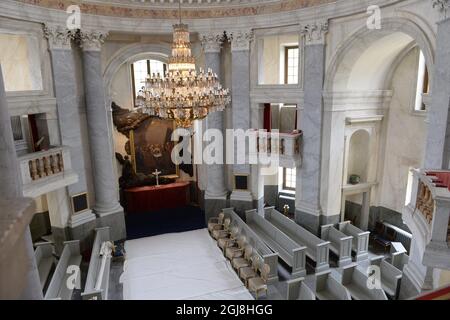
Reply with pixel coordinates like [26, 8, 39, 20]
[131, 59, 167, 107]
[413, 50, 430, 113]
[283, 167, 296, 191]
[284, 45, 299, 85]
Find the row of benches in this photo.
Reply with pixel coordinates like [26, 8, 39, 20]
[244, 207, 371, 278]
[221, 207, 404, 300]
[34, 227, 112, 300]
[287, 257, 402, 300]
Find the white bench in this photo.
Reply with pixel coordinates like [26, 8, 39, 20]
[340, 263, 388, 300]
[34, 242, 55, 291]
[286, 277, 316, 300]
[81, 227, 112, 300]
[369, 256, 403, 299]
[314, 270, 351, 300]
[338, 221, 370, 261]
[45, 240, 82, 300]
[263, 207, 330, 272]
[222, 208, 279, 283]
[389, 242, 409, 271]
[320, 224, 353, 267]
[246, 209, 307, 278]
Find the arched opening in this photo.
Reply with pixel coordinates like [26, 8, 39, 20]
[326, 19, 434, 235]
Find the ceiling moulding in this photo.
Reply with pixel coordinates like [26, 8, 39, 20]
[15, 0, 337, 19]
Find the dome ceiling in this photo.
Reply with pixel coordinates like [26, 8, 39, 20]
[15, 0, 337, 19]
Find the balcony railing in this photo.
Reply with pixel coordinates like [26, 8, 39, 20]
[250, 130, 302, 168]
[17, 146, 78, 198]
[404, 168, 450, 269]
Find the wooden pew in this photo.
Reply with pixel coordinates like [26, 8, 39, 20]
[314, 270, 351, 300]
[340, 263, 388, 300]
[338, 221, 370, 261]
[286, 277, 316, 300]
[369, 256, 403, 299]
[320, 224, 353, 267]
[263, 207, 330, 272]
[222, 208, 279, 283]
[45, 240, 82, 300]
[246, 209, 307, 278]
[81, 227, 112, 300]
[34, 242, 55, 291]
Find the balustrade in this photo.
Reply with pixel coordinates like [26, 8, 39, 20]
[17, 146, 77, 198]
[27, 150, 64, 181]
[416, 181, 434, 224]
[405, 169, 450, 268]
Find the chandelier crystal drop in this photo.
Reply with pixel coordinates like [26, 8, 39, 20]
[136, 6, 230, 128]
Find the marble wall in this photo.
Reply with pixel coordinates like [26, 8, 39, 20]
[0, 34, 43, 92]
[259, 33, 299, 85]
[376, 47, 426, 213]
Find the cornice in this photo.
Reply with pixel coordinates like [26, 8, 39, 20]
[0, 0, 411, 34]
[14, 0, 335, 19]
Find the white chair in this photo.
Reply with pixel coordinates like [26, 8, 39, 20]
[208, 212, 225, 233]
[218, 226, 238, 251]
[212, 218, 231, 240]
[239, 255, 259, 287]
[225, 236, 246, 260]
[248, 263, 270, 299]
[232, 245, 253, 271]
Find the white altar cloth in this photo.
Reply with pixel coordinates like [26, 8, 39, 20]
[120, 228, 254, 300]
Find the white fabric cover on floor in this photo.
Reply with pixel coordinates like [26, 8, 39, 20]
[120, 228, 254, 300]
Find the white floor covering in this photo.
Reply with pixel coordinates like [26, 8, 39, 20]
[119, 228, 254, 300]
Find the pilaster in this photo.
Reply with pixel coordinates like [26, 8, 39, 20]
[296, 20, 328, 234]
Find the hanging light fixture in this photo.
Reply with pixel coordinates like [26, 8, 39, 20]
[136, 0, 231, 128]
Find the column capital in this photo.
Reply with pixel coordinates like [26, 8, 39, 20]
[228, 30, 254, 52]
[200, 32, 224, 54]
[432, 0, 450, 19]
[300, 21, 329, 45]
[78, 29, 109, 52]
[43, 24, 73, 50]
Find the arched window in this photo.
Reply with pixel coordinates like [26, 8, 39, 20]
[131, 59, 167, 106]
[414, 50, 429, 112]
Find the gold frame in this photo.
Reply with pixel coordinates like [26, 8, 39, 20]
[70, 192, 90, 214]
[129, 120, 179, 178]
[233, 174, 250, 191]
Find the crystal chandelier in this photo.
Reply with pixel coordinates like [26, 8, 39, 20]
[136, 2, 231, 128]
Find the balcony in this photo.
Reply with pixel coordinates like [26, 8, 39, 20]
[17, 146, 78, 198]
[403, 169, 450, 269]
[249, 130, 302, 168]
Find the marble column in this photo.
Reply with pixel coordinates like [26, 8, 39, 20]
[424, 13, 450, 169]
[79, 30, 126, 241]
[295, 22, 328, 234]
[228, 30, 254, 216]
[0, 64, 42, 299]
[201, 33, 228, 220]
[44, 24, 96, 251]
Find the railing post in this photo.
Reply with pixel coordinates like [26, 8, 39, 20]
[431, 199, 450, 243]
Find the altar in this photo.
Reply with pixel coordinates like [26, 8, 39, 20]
[124, 182, 191, 214]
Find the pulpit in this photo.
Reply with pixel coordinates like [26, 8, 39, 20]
[124, 182, 190, 214]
